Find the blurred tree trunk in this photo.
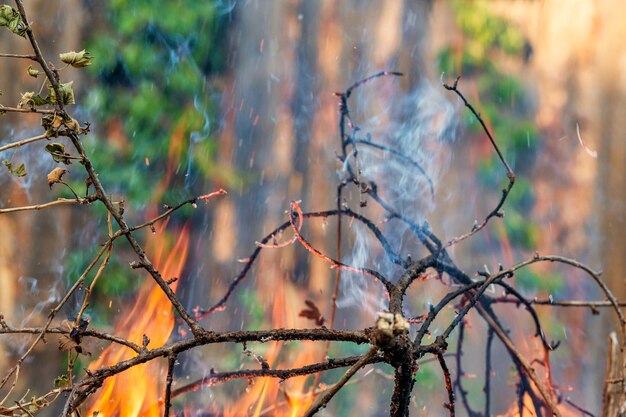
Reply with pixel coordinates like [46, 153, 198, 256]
[493, 0, 625, 411]
[0, 0, 84, 398]
[210, 1, 431, 414]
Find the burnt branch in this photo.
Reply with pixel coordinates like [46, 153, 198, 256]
[171, 355, 371, 398]
[436, 350, 456, 417]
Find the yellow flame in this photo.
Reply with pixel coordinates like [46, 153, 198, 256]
[86, 224, 190, 417]
[221, 275, 315, 417]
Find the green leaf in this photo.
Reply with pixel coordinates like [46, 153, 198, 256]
[27, 65, 39, 78]
[2, 159, 26, 177]
[45, 142, 72, 164]
[0, 5, 26, 37]
[53, 374, 70, 388]
[59, 49, 94, 68]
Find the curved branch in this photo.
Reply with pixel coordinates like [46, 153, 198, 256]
[442, 76, 515, 249]
[289, 201, 392, 293]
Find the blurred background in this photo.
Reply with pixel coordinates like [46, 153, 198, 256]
[0, 0, 625, 416]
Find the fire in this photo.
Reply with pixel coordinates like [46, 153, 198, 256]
[86, 224, 190, 417]
[86, 225, 318, 417]
[221, 275, 316, 417]
[498, 394, 579, 417]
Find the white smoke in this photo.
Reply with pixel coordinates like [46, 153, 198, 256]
[337, 78, 459, 314]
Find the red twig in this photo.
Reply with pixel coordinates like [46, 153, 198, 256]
[288, 200, 392, 292]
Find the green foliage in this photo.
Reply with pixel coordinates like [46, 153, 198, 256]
[0, 5, 26, 37]
[239, 288, 267, 330]
[83, 0, 227, 203]
[412, 363, 438, 388]
[443, 2, 542, 253]
[65, 248, 142, 326]
[453, 0, 525, 56]
[515, 268, 564, 294]
[2, 159, 26, 177]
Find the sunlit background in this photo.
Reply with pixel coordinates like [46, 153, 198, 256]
[0, 0, 624, 416]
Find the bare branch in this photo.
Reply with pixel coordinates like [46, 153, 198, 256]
[302, 348, 377, 417]
[0, 196, 97, 214]
[0, 133, 49, 152]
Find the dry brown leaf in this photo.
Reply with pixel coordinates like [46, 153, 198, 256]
[298, 299, 325, 326]
[47, 167, 67, 188]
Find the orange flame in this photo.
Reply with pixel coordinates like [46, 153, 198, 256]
[221, 275, 316, 417]
[498, 394, 579, 417]
[86, 224, 190, 417]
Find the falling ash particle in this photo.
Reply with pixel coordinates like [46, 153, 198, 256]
[576, 123, 597, 158]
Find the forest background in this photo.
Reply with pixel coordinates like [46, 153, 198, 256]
[1, 1, 625, 416]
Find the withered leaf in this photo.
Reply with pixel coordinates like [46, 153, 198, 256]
[58, 334, 79, 352]
[64, 116, 81, 133]
[298, 299, 325, 326]
[47, 167, 67, 188]
[45, 142, 72, 164]
[2, 159, 26, 177]
[48, 81, 75, 105]
[59, 49, 94, 68]
[18, 91, 49, 109]
[41, 113, 64, 135]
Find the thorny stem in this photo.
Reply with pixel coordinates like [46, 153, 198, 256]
[436, 351, 456, 417]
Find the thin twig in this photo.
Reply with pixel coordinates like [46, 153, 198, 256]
[477, 303, 561, 417]
[436, 351, 456, 417]
[0, 241, 110, 391]
[289, 200, 392, 292]
[484, 327, 495, 417]
[0, 196, 96, 214]
[171, 355, 368, 398]
[0, 105, 55, 114]
[0, 52, 36, 60]
[74, 243, 112, 327]
[302, 348, 377, 417]
[442, 76, 515, 249]
[163, 354, 177, 417]
[0, 133, 49, 152]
